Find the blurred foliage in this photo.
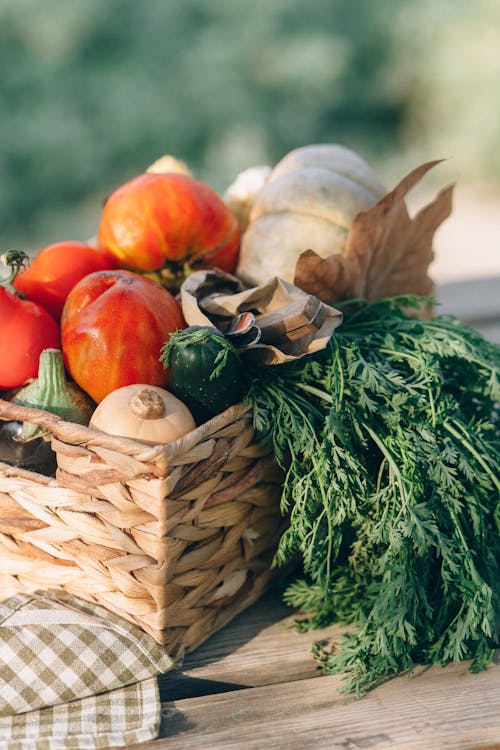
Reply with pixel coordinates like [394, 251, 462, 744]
[0, 0, 498, 250]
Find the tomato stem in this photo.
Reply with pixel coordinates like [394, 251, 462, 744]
[141, 258, 197, 293]
[0, 250, 30, 295]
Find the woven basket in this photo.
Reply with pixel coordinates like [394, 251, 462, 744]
[0, 397, 284, 654]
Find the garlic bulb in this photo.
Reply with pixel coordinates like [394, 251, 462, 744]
[224, 165, 272, 230]
[146, 154, 192, 176]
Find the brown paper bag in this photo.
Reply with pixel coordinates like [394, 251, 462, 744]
[180, 269, 343, 365]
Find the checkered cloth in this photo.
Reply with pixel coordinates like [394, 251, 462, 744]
[0, 592, 174, 749]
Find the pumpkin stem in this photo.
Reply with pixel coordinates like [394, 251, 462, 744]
[129, 389, 165, 420]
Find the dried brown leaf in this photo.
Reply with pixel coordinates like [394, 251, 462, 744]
[293, 161, 454, 306]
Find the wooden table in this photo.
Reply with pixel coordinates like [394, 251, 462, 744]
[129, 588, 500, 750]
[436, 276, 500, 344]
[132, 277, 500, 750]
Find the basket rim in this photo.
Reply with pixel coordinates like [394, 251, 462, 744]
[0, 397, 252, 470]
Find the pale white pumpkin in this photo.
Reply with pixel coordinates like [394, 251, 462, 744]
[236, 144, 386, 286]
[90, 384, 195, 445]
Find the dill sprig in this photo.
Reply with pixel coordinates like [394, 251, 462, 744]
[246, 296, 500, 695]
[160, 326, 234, 380]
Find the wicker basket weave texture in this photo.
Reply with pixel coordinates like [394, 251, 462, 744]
[0, 398, 284, 653]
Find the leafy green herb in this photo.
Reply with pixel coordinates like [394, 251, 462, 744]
[160, 326, 235, 380]
[246, 296, 500, 695]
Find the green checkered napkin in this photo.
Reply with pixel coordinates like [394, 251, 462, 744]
[1, 680, 159, 750]
[0, 592, 174, 749]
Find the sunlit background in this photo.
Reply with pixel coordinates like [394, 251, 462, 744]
[1, 0, 499, 286]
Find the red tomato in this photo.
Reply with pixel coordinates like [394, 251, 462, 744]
[13, 241, 115, 321]
[61, 270, 186, 403]
[97, 173, 240, 289]
[0, 253, 61, 388]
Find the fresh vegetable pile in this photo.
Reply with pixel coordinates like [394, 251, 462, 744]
[245, 295, 500, 694]
[0, 161, 241, 467]
[0, 143, 498, 695]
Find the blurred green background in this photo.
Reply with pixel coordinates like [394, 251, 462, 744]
[1, 0, 499, 262]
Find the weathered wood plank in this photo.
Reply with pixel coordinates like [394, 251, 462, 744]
[466, 319, 500, 345]
[436, 276, 500, 323]
[436, 276, 500, 342]
[160, 589, 345, 700]
[153, 591, 500, 749]
[149, 656, 500, 750]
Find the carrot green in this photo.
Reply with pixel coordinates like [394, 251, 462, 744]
[246, 296, 500, 695]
